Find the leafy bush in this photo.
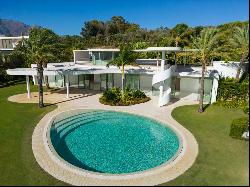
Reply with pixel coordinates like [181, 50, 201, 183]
[0, 51, 26, 83]
[243, 106, 249, 114]
[229, 117, 249, 139]
[99, 87, 150, 106]
[100, 87, 122, 106]
[216, 76, 249, 109]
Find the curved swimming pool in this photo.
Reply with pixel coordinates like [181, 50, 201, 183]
[49, 110, 181, 174]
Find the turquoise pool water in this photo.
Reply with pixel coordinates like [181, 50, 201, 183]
[50, 110, 180, 174]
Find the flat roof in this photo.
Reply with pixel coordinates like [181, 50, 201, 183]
[6, 64, 159, 76]
[0, 48, 14, 51]
[134, 47, 181, 52]
[6, 63, 218, 78]
[73, 47, 197, 53]
[0, 36, 29, 40]
[74, 48, 120, 52]
[134, 47, 199, 53]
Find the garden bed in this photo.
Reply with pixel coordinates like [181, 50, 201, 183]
[99, 87, 151, 106]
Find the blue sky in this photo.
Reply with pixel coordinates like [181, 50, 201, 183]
[0, 0, 248, 35]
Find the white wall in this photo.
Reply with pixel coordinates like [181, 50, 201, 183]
[212, 61, 248, 78]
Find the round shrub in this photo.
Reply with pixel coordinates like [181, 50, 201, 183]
[99, 87, 150, 106]
[229, 117, 249, 139]
[243, 106, 249, 114]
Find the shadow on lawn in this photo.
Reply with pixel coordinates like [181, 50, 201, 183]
[203, 103, 210, 111]
[0, 79, 26, 88]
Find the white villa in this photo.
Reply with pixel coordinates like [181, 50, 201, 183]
[6, 46, 247, 107]
[0, 35, 29, 63]
[0, 35, 29, 53]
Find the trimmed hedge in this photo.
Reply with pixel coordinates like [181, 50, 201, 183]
[216, 77, 249, 108]
[229, 117, 249, 139]
[99, 87, 151, 106]
[243, 106, 249, 114]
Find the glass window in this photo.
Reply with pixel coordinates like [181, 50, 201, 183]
[125, 74, 140, 90]
[84, 75, 90, 89]
[78, 75, 85, 87]
[107, 74, 114, 89]
[100, 74, 107, 90]
[204, 78, 213, 102]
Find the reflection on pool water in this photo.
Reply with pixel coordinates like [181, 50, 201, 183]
[50, 110, 180, 174]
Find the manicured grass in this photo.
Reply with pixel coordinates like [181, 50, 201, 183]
[0, 83, 66, 185]
[0, 83, 248, 185]
[163, 104, 249, 186]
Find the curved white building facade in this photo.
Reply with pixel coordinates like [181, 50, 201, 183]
[6, 47, 237, 107]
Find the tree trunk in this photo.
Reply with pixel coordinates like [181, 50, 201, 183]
[37, 62, 44, 108]
[235, 56, 244, 81]
[43, 62, 50, 89]
[198, 62, 206, 113]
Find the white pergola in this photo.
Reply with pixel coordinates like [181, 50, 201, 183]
[6, 64, 158, 100]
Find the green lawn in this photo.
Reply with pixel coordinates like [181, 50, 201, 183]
[163, 105, 249, 186]
[0, 83, 66, 185]
[0, 83, 249, 186]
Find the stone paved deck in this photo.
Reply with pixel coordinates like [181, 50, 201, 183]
[8, 89, 199, 186]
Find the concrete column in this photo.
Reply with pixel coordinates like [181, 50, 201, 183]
[112, 51, 114, 60]
[210, 76, 219, 103]
[66, 74, 69, 99]
[159, 50, 166, 105]
[26, 75, 31, 99]
[161, 51, 165, 71]
[158, 85, 163, 106]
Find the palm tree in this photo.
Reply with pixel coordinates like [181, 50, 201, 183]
[107, 44, 137, 92]
[230, 26, 249, 81]
[36, 54, 45, 108]
[28, 46, 54, 108]
[192, 28, 218, 113]
[175, 35, 181, 47]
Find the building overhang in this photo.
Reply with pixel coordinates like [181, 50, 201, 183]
[0, 36, 29, 40]
[0, 48, 14, 51]
[6, 64, 159, 76]
[134, 47, 198, 53]
[134, 47, 181, 52]
[73, 49, 120, 52]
